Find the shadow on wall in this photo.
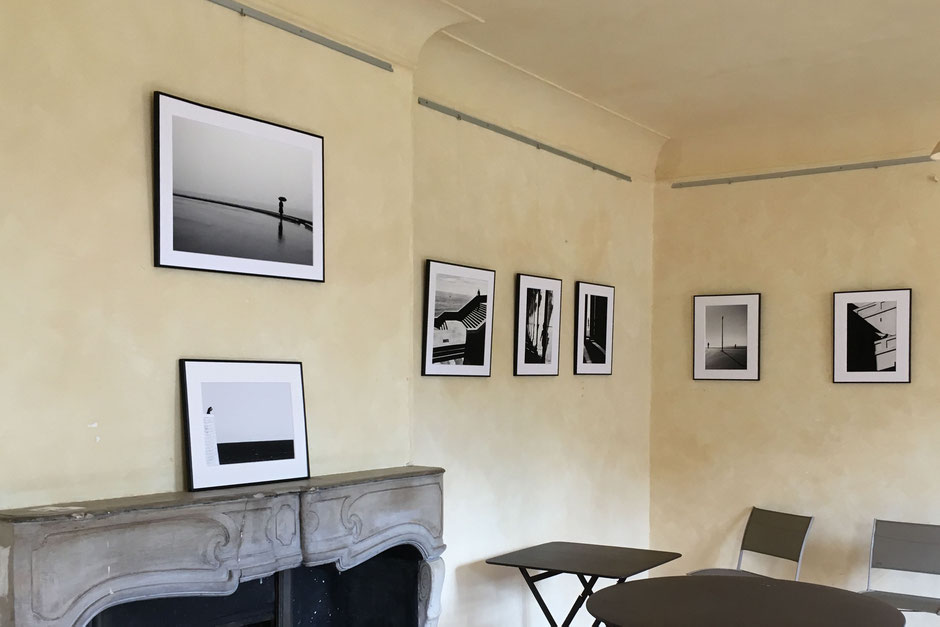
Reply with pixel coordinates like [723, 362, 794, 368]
[173, 375, 185, 491]
[689, 508, 752, 572]
[455, 559, 531, 626]
[800, 524, 870, 586]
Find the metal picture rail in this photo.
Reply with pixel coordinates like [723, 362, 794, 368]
[206, 0, 394, 72]
[418, 97, 632, 182]
[672, 155, 934, 188]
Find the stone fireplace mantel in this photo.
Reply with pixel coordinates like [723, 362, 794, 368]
[0, 466, 445, 627]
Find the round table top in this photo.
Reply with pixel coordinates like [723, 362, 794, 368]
[586, 576, 905, 627]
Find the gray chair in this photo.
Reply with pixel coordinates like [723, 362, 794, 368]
[861, 519, 940, 615]
[688, 506, 814, 580]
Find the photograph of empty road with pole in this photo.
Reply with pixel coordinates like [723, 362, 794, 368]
[704, 304, 748, 369]
[172, 115, 315, 266]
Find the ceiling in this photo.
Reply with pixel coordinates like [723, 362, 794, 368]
[442, 0, 940, 140]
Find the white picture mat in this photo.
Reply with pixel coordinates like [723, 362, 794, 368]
[693, 294, 760, 380]
[516, 275, 562, 376]
[157, 94, 324, 281]
[423, 261, 495, 376]
[575, 282, 615, 375]
[182, 361, 309, 489]
[833, 289, 911, 383]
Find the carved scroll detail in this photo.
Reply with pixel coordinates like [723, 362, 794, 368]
[31, 515, 236, 621]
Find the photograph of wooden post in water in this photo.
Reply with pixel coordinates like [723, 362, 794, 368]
[154, 92, 324, 281]
[180, 360, 309, 491]
[693, 293, 760, 380]
[422, 260, 495, 377]
[515, 274, 562, 376]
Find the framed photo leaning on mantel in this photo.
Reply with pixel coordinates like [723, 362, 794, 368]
[422, 260, 496, 377]
[574, 281, 615, 375]
[833, 288, 911, 383]
[180, 359, 310, 491]
[693, 293, 761, 381]
[154, 92, 324, 282]
[515, 273, 562, 376]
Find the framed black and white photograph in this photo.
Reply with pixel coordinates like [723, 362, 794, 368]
[422, 260, 495, 377]
[154, 92, 324, 282]
[833, 288, 911, 383]
[574, 281, 614, 375]
[515, 273, 562, 376]
[693, 293, 760, 380]
[180, 359, 310, 490]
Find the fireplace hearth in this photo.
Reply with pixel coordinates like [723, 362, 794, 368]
[0, 467, 444, 627]
[90, 544, 422, 626]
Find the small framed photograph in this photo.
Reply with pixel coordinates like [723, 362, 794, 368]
[693, 293, 760, 380]
[154, 92, 324, 282]
[180, 359, 310, 491]
[833, 288, 911, 383]
[422, 260, 495, 377]
[515, 274, 562, 376]
[575, 281, 614, 375]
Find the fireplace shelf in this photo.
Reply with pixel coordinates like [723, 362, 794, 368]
[0, 466, 445, 627]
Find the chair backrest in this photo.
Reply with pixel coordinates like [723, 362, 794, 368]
[737, 507, 814, 579]
[867, 519, 940, 590]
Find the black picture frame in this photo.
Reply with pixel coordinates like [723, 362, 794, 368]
[180, 359, 310, 491]
[574, 281, 615, 375]
[514, 273, 562, 376]
[154, 92, 325, 282]
[421, 259, 496, 377]
[692, 293, 761, 381]
[832, 288, 911, 383]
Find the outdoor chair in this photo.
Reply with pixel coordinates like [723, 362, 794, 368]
[688, 506, 814, 580]
[860, 519, 940, 615]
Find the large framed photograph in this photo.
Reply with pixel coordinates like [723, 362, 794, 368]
[575, 281, 614, 375]
[833, 288, 911, 383]
[693, 293, 760, 380]
[422, 260, 495, 377]
[180, 359, 310, 491]
[515, 274, 562, 376]
[154, 92, 324, 282]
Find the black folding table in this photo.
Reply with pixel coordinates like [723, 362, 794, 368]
[486, 541, 681, 627]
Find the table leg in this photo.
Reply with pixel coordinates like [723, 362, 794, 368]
[520, 568, 559, 627]
[560, 575, 598, 627]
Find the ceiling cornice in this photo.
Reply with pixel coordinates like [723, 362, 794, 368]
[240, 0, 478, 69]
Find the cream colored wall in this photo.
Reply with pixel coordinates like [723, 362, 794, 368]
[411, 34, 660, 626]
[2, 3, 662, 625]
[0, 0, 417, 508]
[650, 162, 940, 625]
[12, 1, 937, 624]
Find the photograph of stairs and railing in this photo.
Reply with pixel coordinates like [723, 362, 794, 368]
[431, 276, 488, 366]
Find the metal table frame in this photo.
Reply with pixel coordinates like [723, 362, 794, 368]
[487, 542, 681, 627]
[519, 567, 622, 627]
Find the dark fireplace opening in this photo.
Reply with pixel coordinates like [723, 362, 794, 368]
[89, 545, 421, 627]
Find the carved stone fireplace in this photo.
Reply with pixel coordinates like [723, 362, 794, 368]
[0, 466, 445, 627]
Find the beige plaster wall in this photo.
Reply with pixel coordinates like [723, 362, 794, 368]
[412, 34, 660, 626]
[0, 0, 416, 508]
[2, 4, 662, 625]
[650, 162, 940, 624]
